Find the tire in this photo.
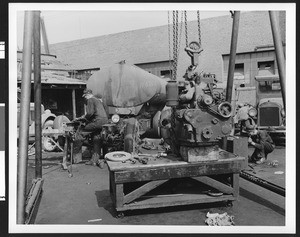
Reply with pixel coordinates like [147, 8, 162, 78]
[42, 136, 57, 152]
[42, 120, 57, 152]
[53, 115, 71, 130]
[43, 120, 54, 130]
[53, 115, 71, 148]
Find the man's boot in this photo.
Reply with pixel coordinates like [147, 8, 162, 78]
[85, 153, 100, 166]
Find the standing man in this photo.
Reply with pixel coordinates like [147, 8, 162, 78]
[248, 126, 275, 164]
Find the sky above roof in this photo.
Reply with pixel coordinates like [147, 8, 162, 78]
[16, 10, 229, 49]
[13, 2, 291, 50]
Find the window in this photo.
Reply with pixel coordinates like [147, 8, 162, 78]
[258, 80, 281, 93]
[234, 63, 244, 80]
[257, 61, 275, 76]
[160, 70, 172, 79]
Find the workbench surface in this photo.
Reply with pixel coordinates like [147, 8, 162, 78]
[106, 153, 245, 171]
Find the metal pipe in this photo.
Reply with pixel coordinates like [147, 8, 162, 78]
[269, 11, 286, 111]
[33, 11, 42, 179]
[72, 89, 76, 120]
[25, 178, 43, 216]
[226, 11, 240, 102]
[240, 171, 285, 197]
[17, 11, 34, 224]
[40, 16, 50, 54]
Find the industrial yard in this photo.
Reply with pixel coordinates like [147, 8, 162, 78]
[25, 144, 285, 228]
[9, 4, 295, 235]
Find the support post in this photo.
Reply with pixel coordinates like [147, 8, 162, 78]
[72, 89, 76, 120]
[40, 16, 50, 54]
[269, 11, 286, 111]
[33, 11, 42, 179]
[226, 11, 240, 103]
[17, 11, 34, 224]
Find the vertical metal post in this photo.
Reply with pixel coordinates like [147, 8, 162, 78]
[33, 11, 42, 179]
[269, 11, 286, 110]
[40, 16, 50, 54]
[72, 89, 76, 120]
[226, 11, 240, 102]
[17, 11, 34, 224]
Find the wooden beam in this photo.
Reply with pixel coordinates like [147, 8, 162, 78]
[232, 173, 240, 198]
[114, 159, 245, 183]
[192, 176, 233, 194]
[123, 179, 168, 204]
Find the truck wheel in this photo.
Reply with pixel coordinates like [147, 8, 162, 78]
[42, 120, 57, 152]
[43, 120, 54, 130]
[53, 115, 71, 148]
[42, 136, 57, 152]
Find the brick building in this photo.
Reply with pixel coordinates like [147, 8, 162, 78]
[49, 11, 286, 106]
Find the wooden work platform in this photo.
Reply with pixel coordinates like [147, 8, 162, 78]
[106, 154, 246, 216]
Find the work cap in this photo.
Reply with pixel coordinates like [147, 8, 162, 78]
[245, 124, 257, 132]
[82, 88, 93, 97]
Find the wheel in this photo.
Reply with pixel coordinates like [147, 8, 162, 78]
[116, 212, 124, 219]
[43, 120, 54, 130]
[42, 136, 57, 152]
[53, 115, 71, 130]
[42, 120, 57, 152]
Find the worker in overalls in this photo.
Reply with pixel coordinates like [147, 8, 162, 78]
[247, 126, 275, 164]
[62, 89, 108, 169]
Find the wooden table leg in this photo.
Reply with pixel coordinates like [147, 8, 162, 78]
[232, 173, 240, 199]
[115, 183, 124, 209]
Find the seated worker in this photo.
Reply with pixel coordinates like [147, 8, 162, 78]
[62, 88, 108, 169]
[247, 126, 275, 164]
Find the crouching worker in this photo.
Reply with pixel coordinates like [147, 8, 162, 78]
[247, 126, 275, 164]
[62, 88, 108, 169]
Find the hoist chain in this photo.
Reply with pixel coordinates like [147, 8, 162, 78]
[172, 10, 179, 81]
[184, 11, 188, 48]
[197, 11, 202, 47]
[176, 11, 184, 64]
[168, 11, 172, 76]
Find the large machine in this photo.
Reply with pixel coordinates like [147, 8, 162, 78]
[85, 11, 235, 160]
[86, 47, 232, 160]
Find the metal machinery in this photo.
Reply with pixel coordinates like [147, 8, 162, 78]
[86, 11, 235, 160]
[161, 41, 233, 160]
[87, 62, 167, 153]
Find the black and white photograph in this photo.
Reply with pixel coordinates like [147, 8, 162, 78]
[6, 2, 296, 235]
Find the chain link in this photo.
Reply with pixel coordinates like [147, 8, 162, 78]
[176, 11, 184, 65]
[197, 11, 202, 47]
[172, 10, 176, 81]
[184, 11, 188, 48]
[172, 10, 179, 81]
[168, 11, 172, 77]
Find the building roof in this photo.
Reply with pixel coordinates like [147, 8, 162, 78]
[49, 11, 286, 72]
[17, 51, 86, 86]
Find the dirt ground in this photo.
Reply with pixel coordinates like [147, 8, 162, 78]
[25, 143, 286, 229]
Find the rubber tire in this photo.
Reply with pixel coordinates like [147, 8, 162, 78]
[42, 136, 57, 152]
[53, 115, 71, 130]
[42, 120, 56, 152]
